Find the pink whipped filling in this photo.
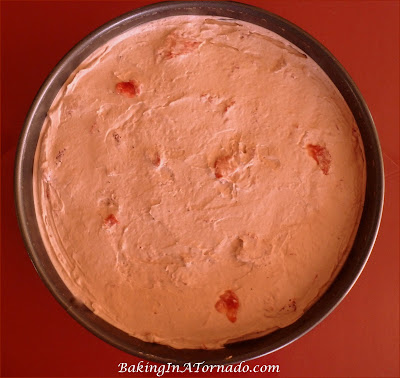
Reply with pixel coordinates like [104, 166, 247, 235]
[33, 16, 366, 349]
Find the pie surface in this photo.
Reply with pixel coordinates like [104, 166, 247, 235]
[33, 16, 366, 349]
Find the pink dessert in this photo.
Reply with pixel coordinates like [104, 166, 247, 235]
[33, 16, 366, 349]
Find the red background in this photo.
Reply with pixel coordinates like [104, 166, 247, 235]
[1, 1, 399, 377]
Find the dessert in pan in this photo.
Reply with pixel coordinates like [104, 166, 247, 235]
[33, 16, 366, 349]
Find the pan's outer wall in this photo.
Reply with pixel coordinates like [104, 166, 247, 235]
[14, 1, 384, 365]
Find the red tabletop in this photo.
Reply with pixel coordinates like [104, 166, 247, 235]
[1, 1, 399, 377]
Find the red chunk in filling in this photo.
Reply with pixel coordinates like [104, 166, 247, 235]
[152, 153, 161, 167]
[161, 33, 201, 60]
[104, 214, 119, 228]
[115, 81, 139, 98]
[215, 289, 239, 323]
[214, 154, 237, 179]
[223, 100, 236, 113]
[306, 144, 331, 175]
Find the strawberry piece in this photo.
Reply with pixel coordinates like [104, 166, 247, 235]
[152, 153, 161, 167]
[214, 154, 237, 179]
[307, 144, 331, 175]
[115, 80, 139, 98]
[161, 33, 200, 60]
[104, 214, 119, 228]
[215, 290, 239, 323]
[223, 100, 235, 113]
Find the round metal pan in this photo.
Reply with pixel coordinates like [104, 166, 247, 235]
[14, 0, 384, 365]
